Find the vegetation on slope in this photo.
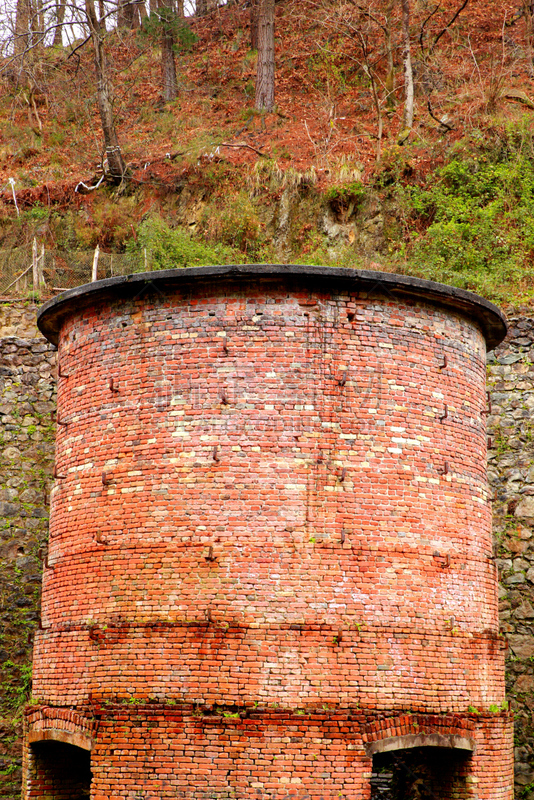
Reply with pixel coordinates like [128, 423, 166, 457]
[1, 0, 534, 305]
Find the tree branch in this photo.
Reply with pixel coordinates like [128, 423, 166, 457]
[67, 34, 92, 58]
[431, 0, 469, 53]
[220, 142, 267, 156]
[427, 99, 453, 131]
[344, 0, 387, 34]
[419, 3, 440, 56]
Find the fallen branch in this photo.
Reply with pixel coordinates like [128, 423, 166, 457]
[3, 264, 33, 293]
[431, 0, 470, 52]
[427, 99, 453, 131]
[220, 142, 267, 157]
[503, 88, 534, 109]
[75, 175, 105, 194]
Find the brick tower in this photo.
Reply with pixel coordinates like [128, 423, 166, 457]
[25, 265, 513, 799]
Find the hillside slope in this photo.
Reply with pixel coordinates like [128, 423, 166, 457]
[1, 0, 534, 304]
[2, 1, 534, 796]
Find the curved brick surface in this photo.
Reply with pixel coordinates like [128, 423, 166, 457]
[26, 268, 513, 799]
[33, 625, 505, 708]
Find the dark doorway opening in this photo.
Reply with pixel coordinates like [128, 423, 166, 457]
[371, 746, 470, 800]
[30, 740, 91, 799]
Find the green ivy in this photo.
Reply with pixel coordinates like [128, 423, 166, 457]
[1, 660, 32, 712]
[398, 129, 534, 303]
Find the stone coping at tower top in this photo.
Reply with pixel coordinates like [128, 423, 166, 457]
[37, 264, 507, 350]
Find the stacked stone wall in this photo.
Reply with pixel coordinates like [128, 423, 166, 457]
[0, 302, 56, 798]
[487, 310, 534, 792]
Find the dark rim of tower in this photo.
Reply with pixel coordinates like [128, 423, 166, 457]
[37, 264, 507, 350]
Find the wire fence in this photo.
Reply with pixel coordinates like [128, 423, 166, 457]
[0, 245, 154, 298]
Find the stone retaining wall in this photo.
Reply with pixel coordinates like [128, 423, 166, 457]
[488, 310, 534, 793]
[0, 302, 56, 799]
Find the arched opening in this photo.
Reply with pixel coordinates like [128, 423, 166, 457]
[28, 739, 91, 799]
[371, 746, 471, 800]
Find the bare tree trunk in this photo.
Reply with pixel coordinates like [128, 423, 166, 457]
[14, 0, 31, 58]
[130, 2, 142, 28]
[32, 0, 44, 50]
[401, 0, 414, 131]
[52, 0, 65, 45]
[158, 0, 178, 102]
[254, 0, 275, 111]
[161, 27, 178, 101]
[139, 0, 148, 24]
[384, 0, 395, 114]
[117, 0, 140, 28]
[117, 0, 126, 26]
[118, 0, 131, 27]
[250, 0, 258, 49]
[85, 0, 127, 181]
[196, 0, 216, 14]
[524, 0, 534, 74]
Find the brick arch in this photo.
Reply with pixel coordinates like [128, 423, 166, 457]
[366, 733, 475, 756]
[26, 706, 94, 752]
[363, 713, 476, 757]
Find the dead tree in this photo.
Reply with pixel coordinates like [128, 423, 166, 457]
[401, 0, 414, 132]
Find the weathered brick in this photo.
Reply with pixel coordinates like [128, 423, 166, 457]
[24, 267, 513, 799]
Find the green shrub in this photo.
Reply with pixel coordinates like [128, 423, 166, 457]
[200, 191, 267, 257]
[128, 216, 244, 270]
[22, 203, 48, 222]
[400, 142, 534, 303]
[324, 181, 366, 222]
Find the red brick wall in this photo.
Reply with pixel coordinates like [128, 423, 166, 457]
[23, 705, 512, 800]
[469, 714, 515, 800]
[26, 273, 513, 798]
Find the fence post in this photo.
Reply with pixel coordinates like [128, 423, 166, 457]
[32, 238, 38, 292]
[92, 245, 100, 282]
[38, 243, 45, 288]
